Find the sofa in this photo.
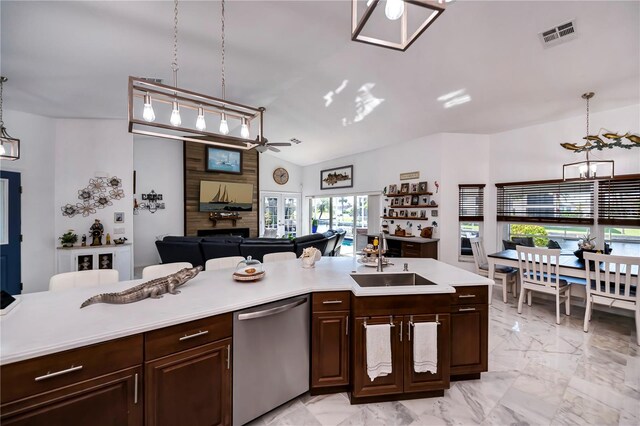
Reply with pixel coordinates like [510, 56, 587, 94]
[155, 231, 342, 267]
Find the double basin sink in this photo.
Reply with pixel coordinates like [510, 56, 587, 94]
[350, 273, 437, 287]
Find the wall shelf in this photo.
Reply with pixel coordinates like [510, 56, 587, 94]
[388, 204, 438, 209]
[381, 216, 432, 221]
[386, 192, 433, 197]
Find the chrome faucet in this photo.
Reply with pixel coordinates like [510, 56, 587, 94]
[377, 232, 387, 272]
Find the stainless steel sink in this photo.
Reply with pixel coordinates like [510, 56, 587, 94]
[350, 273, 437, 287]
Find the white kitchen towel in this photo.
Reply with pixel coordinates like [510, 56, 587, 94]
[413, 322, 438, 374]
[366, 323, 392, 381]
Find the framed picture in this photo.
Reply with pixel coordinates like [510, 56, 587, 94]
[421, 195, 430, 205]
[404, 196, 412, 205]
[199, 181, 254, 212]
[206, 146, 243, 174]
[388, 208, 395, 217]
[431, 209, 439, 217]
[420, 210, 427, 218]
[411, 195, 419, 205]
[399, 210, 406, 218]
[392, 198, 400, 206]
[409, 211, 417, 218]
[388, 184, 398, 195]
[400, 183, 410, 194]
[321, 165, 353, 190]
[114, 212, 124, 223]
[418, 181, 428, 193]
[410, 183, 418, 193]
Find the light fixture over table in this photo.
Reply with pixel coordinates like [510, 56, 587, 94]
[351, 0, 451, 51]
[128, 0, 263, 150]
[0, 76, 20, 161]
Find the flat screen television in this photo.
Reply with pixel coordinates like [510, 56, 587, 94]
[199, 181, 253, 212]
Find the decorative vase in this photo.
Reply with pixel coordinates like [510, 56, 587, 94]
[302, 256, 316, 268]
[62, 243, 74, 248]
[311, 224, 318, 233]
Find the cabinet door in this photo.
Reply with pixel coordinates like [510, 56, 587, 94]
[1, 366, 142, 426]
[352, 317, 404, 398]
[311, 312, 349, 389]
[450, 304, 488, 376]
[403, 314, 450, 393]
[145, 338, 232, 426]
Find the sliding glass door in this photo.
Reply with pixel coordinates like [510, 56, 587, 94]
[309, 195, 369, 256]
[260, 192, 301, 238]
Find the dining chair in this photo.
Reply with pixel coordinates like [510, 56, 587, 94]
[49, 269, 119, 291]
[470, 238, 518, 304]
[142, 262, 192, 280]
[516, 246, 571, 324]
[263, 252, 297, 263]
[583, 252, 639, 345]
[205, 256, 245, 271]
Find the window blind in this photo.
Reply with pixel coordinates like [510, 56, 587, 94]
[598, 177, 640, 226]
[458, 184, 485, 221]
[496, 180, 594, 224]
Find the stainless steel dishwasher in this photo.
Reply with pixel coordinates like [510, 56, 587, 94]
[233, 294, 310, 426]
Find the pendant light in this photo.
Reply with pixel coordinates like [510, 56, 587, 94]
[0, 76, 20, 161]
[219, 0, 230, 135]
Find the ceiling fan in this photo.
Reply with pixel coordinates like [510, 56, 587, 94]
[254, 137, 302, 153]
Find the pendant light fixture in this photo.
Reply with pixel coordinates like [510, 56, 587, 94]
[351, 0, 448, 51]
[128, 0, 263, 150]
[0, 76, 20, 161]
[562, 92, 614, 180]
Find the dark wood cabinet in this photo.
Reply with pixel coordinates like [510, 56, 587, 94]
[311, 292, 350, 394]
[367, 236, 438, 259]
[145, 338, 232, 426]
[1, 365, 142, 426]
[403, 314, 450, 393]
[450, 286, 488, 379]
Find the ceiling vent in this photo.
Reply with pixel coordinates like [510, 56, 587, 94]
[539, 20, 577, 48]
[139, 77, 164, 84]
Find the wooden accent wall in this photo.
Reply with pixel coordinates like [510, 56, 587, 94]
[184, 142, 259, 237]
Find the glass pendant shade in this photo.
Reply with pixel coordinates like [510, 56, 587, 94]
[385, 0, 404, 20]
[170, 101, 181, 126]
[0, 127, 20, 161]
[196, 107, 206, 131]
[142, 93, 155, 122]
[240, 117, 250, 139]
[219, 112, 229, 135]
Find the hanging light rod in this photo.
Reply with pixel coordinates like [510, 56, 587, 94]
[351, 0, 447, 51]
[128, 76, 264, 150]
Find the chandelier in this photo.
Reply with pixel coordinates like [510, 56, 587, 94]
[128, 0, 262, 150]
[0, 77, 20, 161]
[351, 0, 451, 51]
[562, 92, 614, 180]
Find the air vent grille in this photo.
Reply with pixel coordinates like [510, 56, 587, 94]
[539, 20, 577, 48]
[140, 77, 164, 84]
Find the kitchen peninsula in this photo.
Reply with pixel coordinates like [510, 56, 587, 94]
[0, 257, 491, 425]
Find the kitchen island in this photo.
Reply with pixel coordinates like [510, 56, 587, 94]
[0, 257, 491, 425]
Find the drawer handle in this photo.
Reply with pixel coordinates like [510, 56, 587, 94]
[458, 307, 476, 312]
[179, 330, 209, 341]
[35, 365, 83, 382]
[322, 300, 343, 305]
[458, 294, 476, 299]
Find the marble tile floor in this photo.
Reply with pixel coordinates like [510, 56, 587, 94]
[247, 292, 639, 426]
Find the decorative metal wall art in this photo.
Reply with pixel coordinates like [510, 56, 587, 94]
[134, 190, 165, 214]
[61, 176, 124, 218]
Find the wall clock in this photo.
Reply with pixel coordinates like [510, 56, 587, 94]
[273, 167, 289, 185]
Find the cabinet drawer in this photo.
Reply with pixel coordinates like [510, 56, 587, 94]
[0, 335, 142, 404]
[145, 313, 232, 361]
[451, 286, 487, 305]
[312, 292, 351, 312]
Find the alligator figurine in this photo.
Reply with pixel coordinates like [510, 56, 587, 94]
[80, 266, 203, 308]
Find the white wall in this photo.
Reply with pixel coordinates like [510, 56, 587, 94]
[133, 136, 184, 268]
[259, 153, 303, 193]
[54, 119, 134, 270]
[1, 110, 56, 293]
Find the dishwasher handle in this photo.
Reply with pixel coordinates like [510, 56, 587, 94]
[237, 297, 307, 321]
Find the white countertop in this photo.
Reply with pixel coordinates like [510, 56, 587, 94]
[0, 257, 491, 365]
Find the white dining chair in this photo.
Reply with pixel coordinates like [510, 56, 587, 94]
[205, 256, 245, 271]
[516, 246, 571, 324]
[263, 252, 297, 263]
[470, 238, 518, 304]
[142, 262, 193, 280]
[583, 252, 639, 345]
[49, 269, 119, 291]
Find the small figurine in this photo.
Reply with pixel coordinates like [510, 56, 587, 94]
[81, 234, 87, 247]
[89, 219, 104, 246]
[106, 233, 111, 245]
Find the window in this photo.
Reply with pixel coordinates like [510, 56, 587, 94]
[309, 195, 369, 256]
[598, 177, 640, 226]
[508, 224, 591, 250]
[260, 192, 301, 238]
[604, 227, 640, 256]
[459, 184, 484, 257]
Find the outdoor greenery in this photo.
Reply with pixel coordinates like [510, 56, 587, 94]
[509, 224, 549, 247]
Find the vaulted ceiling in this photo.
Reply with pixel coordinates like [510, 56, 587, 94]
[2, 1, 639, 165]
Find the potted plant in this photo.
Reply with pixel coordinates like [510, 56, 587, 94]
[311, 218, 318, 233]
[59, 230, 78, 248]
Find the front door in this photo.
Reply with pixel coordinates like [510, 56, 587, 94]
[0, 170, 21, 294]
[260, 192, 300, 238]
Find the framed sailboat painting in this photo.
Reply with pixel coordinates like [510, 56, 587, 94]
[206, 146, 242, 174]
[199, 181, 253, 212]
